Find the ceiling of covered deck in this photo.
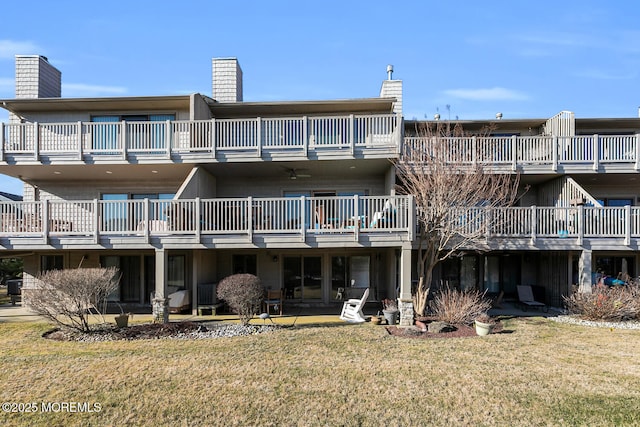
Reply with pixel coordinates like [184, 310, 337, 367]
[198, 158, 392, 179]
[2, 158, 393, 187]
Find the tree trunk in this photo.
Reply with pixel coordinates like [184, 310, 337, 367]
[414, 245, 439, 316]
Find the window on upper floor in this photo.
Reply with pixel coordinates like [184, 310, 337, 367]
[596, 198, 634, 207]
[91, 114, 176, 152]
[100, 193, 175, 231]
[91, 114, 176, 122]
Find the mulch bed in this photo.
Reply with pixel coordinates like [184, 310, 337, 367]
[385, 321, 503, 339]
[43, 322, 202, 341]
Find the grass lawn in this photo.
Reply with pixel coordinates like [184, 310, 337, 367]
[0, 317, 639, 426]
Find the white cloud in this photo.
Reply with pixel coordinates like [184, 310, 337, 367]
[516, 34, 590, 48]
[574, 69, 637, 80]
[62, 83, 127, 97]
[0, 40, 41, 59]
[443, 87, 528, 101]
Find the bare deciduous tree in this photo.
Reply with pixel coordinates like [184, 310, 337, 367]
[395, 122, 523, 316]
[28, 267, 120, 332]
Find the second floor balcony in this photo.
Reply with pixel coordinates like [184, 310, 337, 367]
[0, 114, 400, 164]
[0, 195, 413, 249]
[1, 197, 639, 251]
[403, 134, 640, 173]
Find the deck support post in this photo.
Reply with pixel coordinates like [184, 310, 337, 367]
[153, 248, 170, 323]
[398, 246, 413, 326]
[578, 249, 592, 294]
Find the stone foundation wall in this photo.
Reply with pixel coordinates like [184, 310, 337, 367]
[398, 298, 414, 326]
[152, 297, 169, 324]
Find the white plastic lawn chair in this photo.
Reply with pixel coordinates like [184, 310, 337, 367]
[339, 287, 369, 323]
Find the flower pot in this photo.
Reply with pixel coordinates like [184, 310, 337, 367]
[370, 316, 381, 325]
[415, 320, 427, 332]
[383, 310, 399, 326]
[474, 319, 494, 336]
[115, 314, 129, 328]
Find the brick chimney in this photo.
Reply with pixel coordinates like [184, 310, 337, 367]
[212, 57, 243, 103]
[15, 55, 61, 99]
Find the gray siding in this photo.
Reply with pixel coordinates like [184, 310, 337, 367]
[15, 55, 61, 99]
[212, 58, 243, 103]
[215, 176, 386, 198]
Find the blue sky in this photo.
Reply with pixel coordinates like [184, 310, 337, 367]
[1, 0, 639, 194]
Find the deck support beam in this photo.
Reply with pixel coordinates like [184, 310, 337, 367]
[398, 246, 413, 326]
[578, 249, 592, 294]
[152, 247, 170, 323]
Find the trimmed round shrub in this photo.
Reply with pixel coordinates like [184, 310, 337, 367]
[216, 274, 263, 325]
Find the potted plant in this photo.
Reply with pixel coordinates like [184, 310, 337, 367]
[381, 298, 399, 325]
[474, 313, 495, 336]
[114, 304, 132, 328]
[370, 313, 382, 325]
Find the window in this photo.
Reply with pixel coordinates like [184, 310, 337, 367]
[92, 114, 176, 122]
[284, 190, 369, 230]
[595, 256, 634, 280]
[232, 254, 257, 275]
[101, 193, 128, 232]
[331, 255, 370, 300]
[91, 115, 120, 152]
[41, 255, 63, 272]
[101, 255, 140, 302]
[91, 114, 175, 153]
[101, 193, 175, 232]
[167, 255, 186, 290]
[283, 256, 321, 300]
[596, 198, 633, 207]
[99, 254, 186, 303]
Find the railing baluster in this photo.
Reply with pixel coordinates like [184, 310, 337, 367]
[593, 133, 599, 170]
[33, 122, 39, 161]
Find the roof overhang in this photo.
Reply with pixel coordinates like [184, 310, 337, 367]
[404, 118, 548, 132]
[205, 98, 396, 117]
[406, 117, 640, 131]
[575, 117, 640, 131]
[0, 95, 192, 114]
[1, 94, 396, 118]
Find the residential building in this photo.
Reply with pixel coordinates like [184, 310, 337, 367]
[0, 55, 412, 321]
[1, 55, 639, 323]
[403, 111, 640, 309]
[0, 192, 22, 202]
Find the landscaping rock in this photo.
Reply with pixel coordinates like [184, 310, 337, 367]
[428, 321, 457, 334]
[43, 322, 280, 342]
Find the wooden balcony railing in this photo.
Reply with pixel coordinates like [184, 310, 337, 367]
[403, 134, 640, 170]
[0, 195, 414, 242]
[414, 205, 638, 244]
[1, 199, 638, 246]
[0, 114, 400, 161]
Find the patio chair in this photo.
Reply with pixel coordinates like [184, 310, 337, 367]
[517, 285, 547, 312]
[263, 289, 283, 315]
[492, 290, 504, 309]
[339, 287, 369, 323]
[368, 199, 396, 228]
[168, 289, 190, 313]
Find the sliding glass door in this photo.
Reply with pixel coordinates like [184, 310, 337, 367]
[283, 256, 322, 300]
